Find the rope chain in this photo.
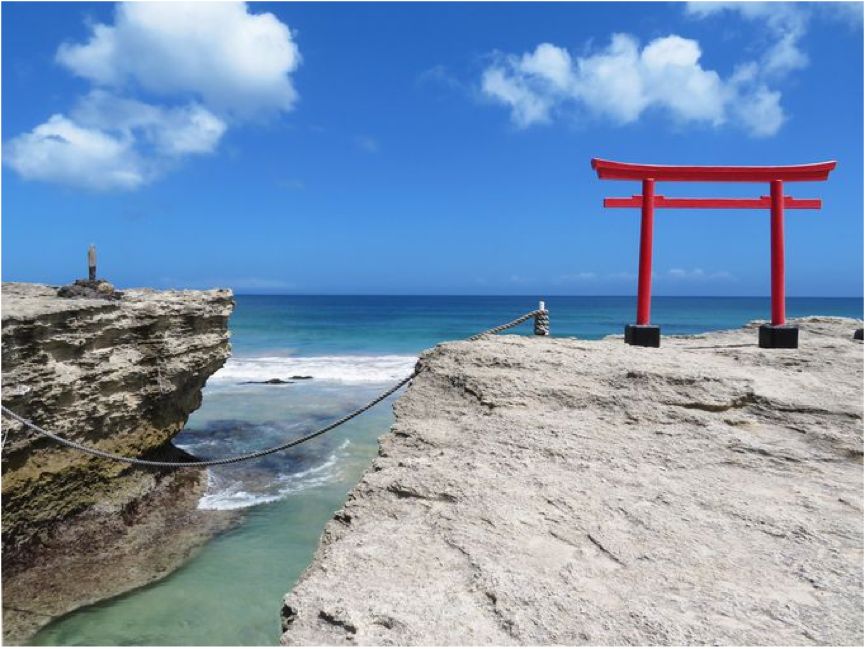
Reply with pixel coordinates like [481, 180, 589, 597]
[0, 309, 545, 468]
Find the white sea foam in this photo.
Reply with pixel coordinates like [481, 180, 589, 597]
[197, 487, 283, 511]
[205, 354, 417, 387]
[197, 440, 352, 511]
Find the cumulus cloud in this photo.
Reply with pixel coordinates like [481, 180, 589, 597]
[56, 1, 300, 117]
[72, 91, 227, 155]
[4, 2, 299, 191]
[5, 91, 228, 190]
[481, 33, 784, 136]
[4, 114, 148, 191]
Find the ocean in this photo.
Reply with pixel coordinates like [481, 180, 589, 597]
[33, 295, 862, 645]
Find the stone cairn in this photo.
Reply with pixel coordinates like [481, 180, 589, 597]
[57, 245, 122, 300]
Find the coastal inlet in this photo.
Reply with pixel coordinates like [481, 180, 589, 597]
[178, 354, 416, 510]
[13, 294, 865, 645]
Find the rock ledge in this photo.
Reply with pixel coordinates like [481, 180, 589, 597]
[281, 317, 863, 646]
[1, 282, 236, 643]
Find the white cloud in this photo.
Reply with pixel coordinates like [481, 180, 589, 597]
[481, 33, 783, 137]
[157, 105, 227, 155]
[418, 64, 466, 92]
[482, 66, 553, 127]
[5, 91, 227, 190]
[56, 1, 300, 117]
[818, 2, 864, 27]
[730, 84, 784, 138]
[4, 115, 148, 191]
[571, 35, 650, 123]
[4, 2, 299, 191]
[557, 272, 598, 282]
[666, 268, 733, 281]
[72, 91, 227, 156]
[686, 2, 809, 77]
[520, 42, 574, 91]
[668, 267, 702, 279]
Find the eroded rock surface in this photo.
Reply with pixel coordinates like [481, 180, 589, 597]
[1, 282, 236, 643]
[281, 317, 863, 646]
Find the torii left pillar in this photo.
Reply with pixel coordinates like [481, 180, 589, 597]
[626, 178, 660, 347]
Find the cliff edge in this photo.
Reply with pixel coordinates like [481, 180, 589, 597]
[1, 282, 235, 643]
[281, 317, 863, 645]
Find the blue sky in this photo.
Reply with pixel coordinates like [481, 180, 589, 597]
[2, 1, 862, 296]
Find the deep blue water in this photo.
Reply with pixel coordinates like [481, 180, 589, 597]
[229, 294, 863, 356]
[33, 295, 862, 645]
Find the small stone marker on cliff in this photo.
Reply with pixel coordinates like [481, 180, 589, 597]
[88, 244, 97, 281]
[57, 245, 121, 300]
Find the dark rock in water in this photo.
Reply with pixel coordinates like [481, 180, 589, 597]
[57, 278, 122, 300]
[290, 375, 314, 380]
[179, 418, 341, 478]
[242, 378, 294, 385]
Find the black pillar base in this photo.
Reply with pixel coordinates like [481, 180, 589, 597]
[758, 324, 799, 349]
[625, 324, 660, 348]
[854, 328, 863, 341]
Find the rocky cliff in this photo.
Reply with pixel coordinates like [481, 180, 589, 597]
[1, 282, 235, 643]
[281, 317, 863, 645]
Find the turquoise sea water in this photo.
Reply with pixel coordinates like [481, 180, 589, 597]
[33, 296, 862, 645]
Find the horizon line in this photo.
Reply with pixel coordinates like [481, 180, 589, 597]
[228, 293, 864, 299]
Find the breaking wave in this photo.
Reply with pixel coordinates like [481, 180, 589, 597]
[206, 354, 417, 386]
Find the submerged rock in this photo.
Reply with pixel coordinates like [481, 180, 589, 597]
[280, 316, 863, 645]
[1, 282, 237, 643]
[239, 375, 313, 385]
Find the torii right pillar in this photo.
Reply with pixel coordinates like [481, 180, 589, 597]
[765, 179, 791, 348]
[591, 159, 838, 349]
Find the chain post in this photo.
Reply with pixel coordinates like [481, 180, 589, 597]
[534, 300, 550, 336]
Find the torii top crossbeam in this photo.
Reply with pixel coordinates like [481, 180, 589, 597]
[591, 158, 837, 348]
[591, 158, 836, 182]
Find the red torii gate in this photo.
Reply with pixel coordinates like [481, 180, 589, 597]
[591, 158, 837, 348]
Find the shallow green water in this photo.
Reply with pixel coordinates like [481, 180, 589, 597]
[33, 402, 394, 646]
